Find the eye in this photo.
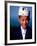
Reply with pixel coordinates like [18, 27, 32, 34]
[22, 19, 24, 21]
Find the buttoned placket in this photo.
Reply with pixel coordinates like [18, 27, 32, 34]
[21, 26, 26, 40]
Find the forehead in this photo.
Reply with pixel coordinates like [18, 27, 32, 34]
[19, 16, 29, 19]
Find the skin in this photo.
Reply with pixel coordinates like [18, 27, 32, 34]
[18, 16, 29, 29]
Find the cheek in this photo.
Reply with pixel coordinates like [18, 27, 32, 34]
[22, 20, 29, 25]
[26, 21, 29, 24]
[19, 19, 29, 25]
[19, 20, 23, 25]
[20, 21, 22, 24]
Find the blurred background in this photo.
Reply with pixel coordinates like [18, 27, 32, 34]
[10, 6, 32, 28]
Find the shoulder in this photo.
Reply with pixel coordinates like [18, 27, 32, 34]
[10, 25, 18, 33]
[26, 26, 32, 35]
[25, 26, 32, 39]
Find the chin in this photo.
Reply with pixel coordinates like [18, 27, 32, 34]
[23, 27, 27, 29]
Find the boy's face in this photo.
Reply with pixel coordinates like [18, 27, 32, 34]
[19, 16, 29, 29]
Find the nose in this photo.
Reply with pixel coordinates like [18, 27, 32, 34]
[23, 20, 26, 24]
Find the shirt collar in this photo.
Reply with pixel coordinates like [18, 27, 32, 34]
[21, 26, 26, 34]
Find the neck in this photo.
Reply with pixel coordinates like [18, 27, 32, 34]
[21, 26, 26, 30]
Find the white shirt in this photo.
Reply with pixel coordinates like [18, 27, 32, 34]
[21, 26, 26, 40]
